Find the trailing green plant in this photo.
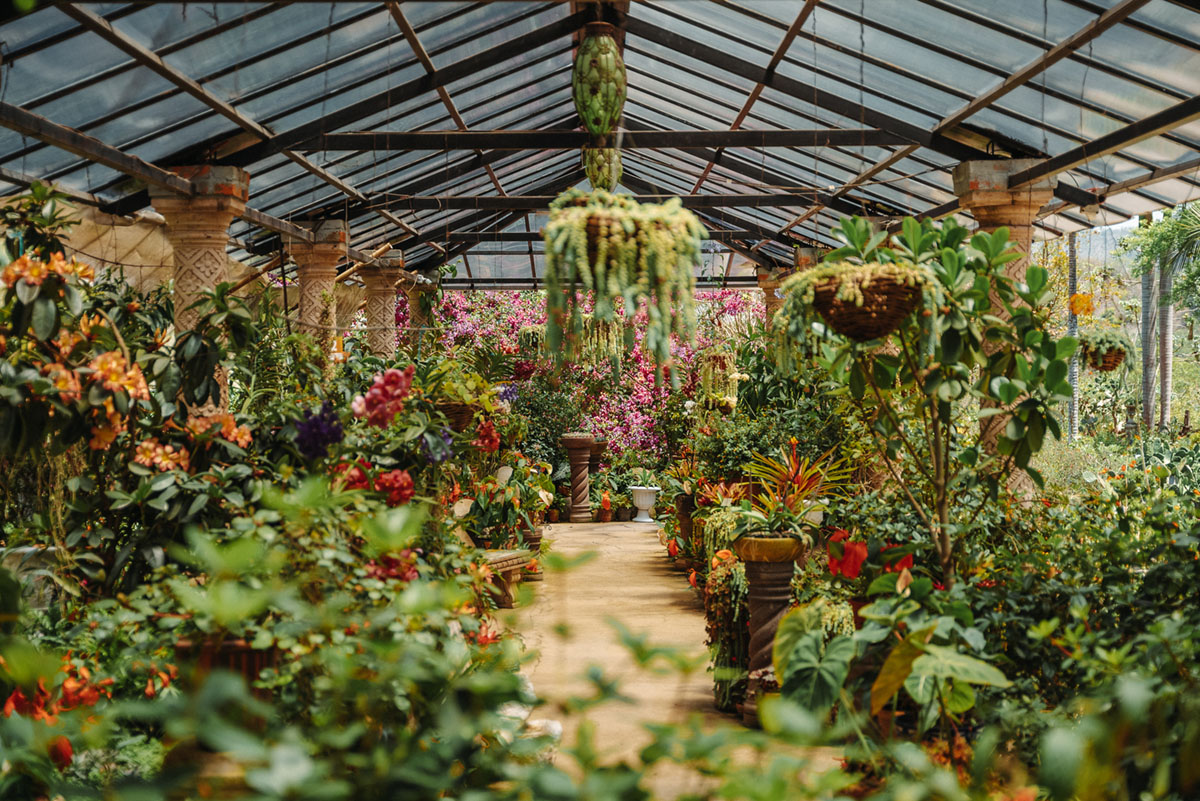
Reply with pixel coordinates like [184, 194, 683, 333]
[780, 260, 935, 313]
[542, 188, 704, 377]
[1078, 327, 1132, 367]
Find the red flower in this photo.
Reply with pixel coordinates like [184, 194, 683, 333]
[47, 735, 72, 771]
[687, 569, 698, 588]
[828, 530, 868, 580]
[667, 539, 679, 557]
[882, 544, 914, 574]
[334, 459, 373, 491]
[376, 469, 415, 506]
[473, 419, 501, 453]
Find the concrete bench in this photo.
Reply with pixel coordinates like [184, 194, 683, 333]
[452, 499, 532, 609]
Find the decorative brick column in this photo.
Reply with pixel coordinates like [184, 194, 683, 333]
[286, 220, 346, 350]
[150, 166, 249, 413]
[952, 160, 1055, 478]
[404, 284, 429, 347]
[149, 166, 249, 335]
[952, 160, 1055, 282]
[361, 261, 401, 358]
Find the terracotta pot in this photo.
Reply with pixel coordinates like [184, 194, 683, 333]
[174, 638, 279, 700]
[674, 493, 696, 543]
[732, 535, 807, 563]
[547, 509, 560, 523]
[594, 508, 614, 523]
[615, 507, 632, 522]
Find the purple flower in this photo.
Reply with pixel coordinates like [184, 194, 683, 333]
[497, 383, 519, 403]
[295, 400, 344, 461]
[419, 426, 454, 464]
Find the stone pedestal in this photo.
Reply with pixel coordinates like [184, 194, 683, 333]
[361, 262, 401, 358]
[286, 220, 346, 351]
[732, 536, 806, 728]
[149, 166, 249, 336]
[560, 432, 594, 523]
[588, 438, 607, 474]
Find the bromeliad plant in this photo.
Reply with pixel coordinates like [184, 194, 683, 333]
[733, 441, 852, 541]
[778, 216, 1076, 584]
[542, 188, 705, 377]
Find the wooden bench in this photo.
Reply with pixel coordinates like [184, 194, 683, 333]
[452, 499, 532, 609]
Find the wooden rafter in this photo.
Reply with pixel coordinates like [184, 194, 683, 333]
[691, 0, 819, 194]
[304, 128, 911, 151]
[373, 192, 831, 211]
[0, 100, 317, 244]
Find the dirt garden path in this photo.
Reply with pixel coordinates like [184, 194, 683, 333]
[510, 520, 837, 796]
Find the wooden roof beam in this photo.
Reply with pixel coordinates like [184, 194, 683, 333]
[305, 128, 911, 151]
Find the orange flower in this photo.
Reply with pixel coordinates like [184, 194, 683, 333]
[42, 363, 81, 404]
[1069, 293, 1095, 316]
[47, 735, 73, 771]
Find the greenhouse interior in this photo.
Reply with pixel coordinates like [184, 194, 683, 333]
[1, 1, 1199, 798]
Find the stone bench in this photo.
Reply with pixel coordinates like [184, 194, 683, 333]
[452, 499, 533, 609]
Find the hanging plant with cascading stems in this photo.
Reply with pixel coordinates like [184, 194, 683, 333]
[583, 147, 622, 191]
[572, 22, 626, 138]
[542, 188, 706, 382]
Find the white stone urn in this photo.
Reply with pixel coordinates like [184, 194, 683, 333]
[630, 486, 661, 523]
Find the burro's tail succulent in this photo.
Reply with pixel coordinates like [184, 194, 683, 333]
[572, 22, 626, 138]
[583, 147, 622, 191]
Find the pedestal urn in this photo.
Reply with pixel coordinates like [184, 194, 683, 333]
[731, 535, 806, 728]
[630, 486, 660, 523]
[560, 432, 595, 523]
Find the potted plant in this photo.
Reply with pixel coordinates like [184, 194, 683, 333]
[1080, 329, 1132, 372]
[730, 441, 851, 727]
[542, 188, 706, 373]
[613, 491, 633, 521]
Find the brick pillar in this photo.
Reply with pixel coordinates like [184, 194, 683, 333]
[404, 284, 430, 346]
[149, 166, 249, 335]
[286, 220, 346, 351]
[361, 261, 400, 358]
[952, 159, 1055, 282]
[150, 166, 249, 413]
[952, 160, 1055, 483]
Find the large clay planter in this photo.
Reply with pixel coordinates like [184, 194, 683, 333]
[732, 535, 806, 728]
[630, 486, 660, 523]
[560, 432, 594, 523]
[674, 493, 696, 544]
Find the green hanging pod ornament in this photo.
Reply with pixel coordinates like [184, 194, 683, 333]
[572, 22, 626, 138]
[583, 147, 622, 191]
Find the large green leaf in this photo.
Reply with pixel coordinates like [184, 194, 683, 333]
[911, 644, 1010, 687]
[870, 637, 923, 715]
[780, 632, 854, 712]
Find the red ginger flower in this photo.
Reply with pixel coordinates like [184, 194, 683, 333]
[828, 529, 868, 580]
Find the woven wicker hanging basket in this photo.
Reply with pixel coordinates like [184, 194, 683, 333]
[436, 401, 476, 431]
[811, 275, 923, 342]
[1082, 345, 1126, 372]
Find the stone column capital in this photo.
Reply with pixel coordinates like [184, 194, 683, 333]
[285, 219, 347, 272]
[952, 159, 1055, 216]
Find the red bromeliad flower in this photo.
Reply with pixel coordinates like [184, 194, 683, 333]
[47, 735, 73, 771]
[882, 544, 914, 574]
[828, 529, 868, 580]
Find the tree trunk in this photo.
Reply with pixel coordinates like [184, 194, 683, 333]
[1140, 215, 1156, 430]
[1067, 233, 1079, 442]
[1159, 257, 1173, 430]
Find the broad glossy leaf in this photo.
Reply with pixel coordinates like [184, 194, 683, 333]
[780, 633, 854, 712]
[911, 644, 1010, 687]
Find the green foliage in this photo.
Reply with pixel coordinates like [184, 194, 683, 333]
[510, 373, 583, 468]
[775, 216, 1076, 582]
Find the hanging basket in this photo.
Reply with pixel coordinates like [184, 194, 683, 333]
[811, 275, 923, 342]
[436, 401, 476, 431]
[1083, 345, 1126, 372]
